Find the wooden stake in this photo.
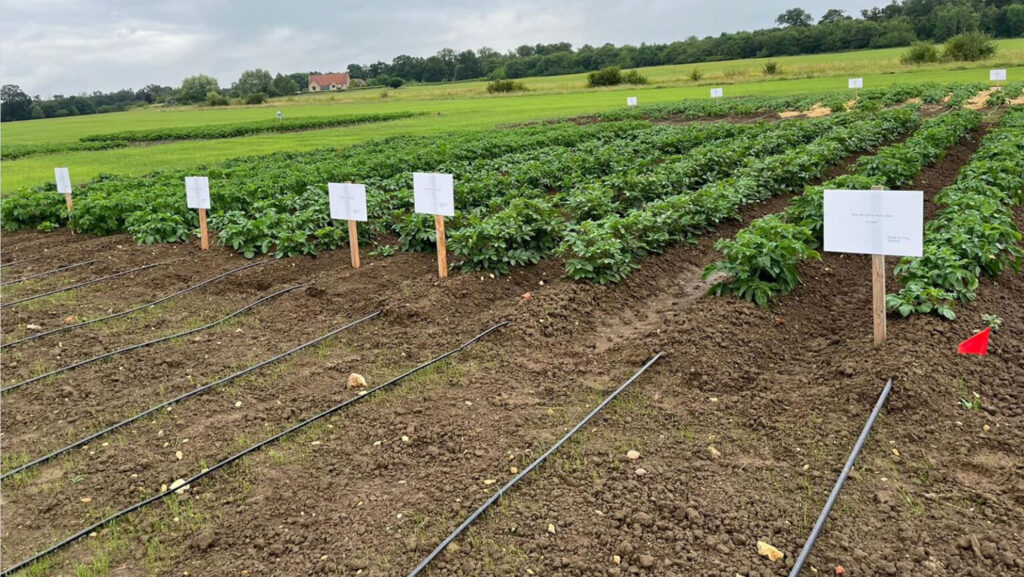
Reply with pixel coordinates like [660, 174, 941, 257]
[198, 208, 209, 251]
[348, 219, 361, 269]
[434, 214, 448, 278]
[871, 184, 886, 346]
[872, 253, 886, 346]
[65, 194, 75, 235]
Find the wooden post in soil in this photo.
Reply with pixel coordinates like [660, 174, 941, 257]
[65, 193, 75, 235]
[348, 219, 360, 269]
[198, 208, 210, 251]
[871, 185, 886, 346]
[434, 214, 448, 278]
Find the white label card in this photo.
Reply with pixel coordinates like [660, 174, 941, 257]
[54, 167, 72, 194]
[626, 96, 638, 106]
[824, 189, 923, 257]
[413, 172, 455, 217]
[990, 69, 1007, 81]
[848, 77, 864, 89]
[185, 176, 211, 210]
[328, 182, 368, 221]
[710, 88, 723, 98]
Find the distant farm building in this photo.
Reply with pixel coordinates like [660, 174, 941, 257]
[308, 73, 350, 92]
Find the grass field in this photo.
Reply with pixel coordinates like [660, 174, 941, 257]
[2, 38, 1022, 193]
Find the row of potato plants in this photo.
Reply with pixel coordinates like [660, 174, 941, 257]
[79, 111, 425, 142]
[704, 106, 983, 308]
[446, 113, 852, 274]
[1, 84, 988, 268]
[559, 107, 920, 284]
[0, 120, 652, 247]
[2, 140, 130, 161]
[887, 106, 1024, 319]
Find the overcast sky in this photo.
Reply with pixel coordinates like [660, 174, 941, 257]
[2, 0, 880, 97]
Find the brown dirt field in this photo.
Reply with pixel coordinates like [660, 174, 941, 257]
[1, 126, 1022, 577]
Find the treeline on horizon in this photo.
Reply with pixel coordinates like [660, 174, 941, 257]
[2, 0, 1022, 122]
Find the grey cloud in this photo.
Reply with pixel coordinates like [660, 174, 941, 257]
[1, 0, 877, 96]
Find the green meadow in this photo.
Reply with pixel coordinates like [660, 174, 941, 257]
[2, 38, 1022, 193]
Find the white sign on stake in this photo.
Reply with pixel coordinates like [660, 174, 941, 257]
[413, 172, 455, 217]
[184, 176, 211, 210]
[824, 189, 923, 257]
[626, 96, 638, 106]
[710, 87, 723, 98]
[54, 167, 72, 194]
[848, 77, 864, 89]
[990, 69, 1007, 82]
[328, 182, 368, 221]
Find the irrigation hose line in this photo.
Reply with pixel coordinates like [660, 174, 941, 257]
[0, 257, 41, 268]
[0, 259, 96, 287]
[406, 351, 663, 577]
[1, 283, 307, 395]
[788, 378, 894, 577]
[1, 259, 272, 350]
[0, 262, 162, 309]
[0, 310, 382, 480]
[0, 320, 508, 577]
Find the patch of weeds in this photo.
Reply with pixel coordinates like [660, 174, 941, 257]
[898, 486, 925, 515]
[981, 313, 1002, 331]
[956, 379, 981, 411]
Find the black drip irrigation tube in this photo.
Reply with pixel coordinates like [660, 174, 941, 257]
[788, 378, 894, 577]
[406, 351, 663, 577]
[0, 310, 382, 481]
[0, 320, 508, 577]
[0, 262, 162, 309]
[0, 259, 96, 287]
[0, 257, 41, 269]
[1, 283, 306, 394]
[1, 259, 272, 350]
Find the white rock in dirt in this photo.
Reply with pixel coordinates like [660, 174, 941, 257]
[547, 523, 556, 534]
[626, 450, 641, 460]
[707, 445, 722, 459]
[483, 479, 497, 485]
[757, 540, 784, 562]
[234, 401, 242, 408]
[613, 555, 621, 565]
[170, 479, 190, 494]
[634, 467, 648, 477]
[347, 373, 367, 389]
[401, 435, 410, 443]
[175, 451, 184, 460]
[26, 324, 42, 330]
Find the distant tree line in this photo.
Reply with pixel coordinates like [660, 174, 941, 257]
[3, 0, 1022, 121]
[345, 0, 1023, 84]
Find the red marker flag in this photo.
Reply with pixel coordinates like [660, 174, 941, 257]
[957, 327, 990, 355]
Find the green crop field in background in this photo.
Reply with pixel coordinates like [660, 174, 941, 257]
[2, 38, 1022, 193]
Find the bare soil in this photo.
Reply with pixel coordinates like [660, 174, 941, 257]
[1, 128, 1022, 577]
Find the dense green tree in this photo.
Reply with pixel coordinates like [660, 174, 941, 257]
[819, 8, 850, 24]
[776, 7, 813, 27]
[1, 84, 33, 121]
[272, 73, 299, 96]
[178, 74, 220, 104]
[234, 69, 274, 97]
[1008, 5, 1024, 37]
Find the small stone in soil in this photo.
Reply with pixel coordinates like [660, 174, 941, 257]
[548, 523, 556, 534]
[757, 540, 784, 562]
[635, 468, 648, 476]
[347, 373, 367, 389]
[626, 450, 641, 460]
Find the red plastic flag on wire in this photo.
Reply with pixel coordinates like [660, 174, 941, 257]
[957, 327, 990, 355]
